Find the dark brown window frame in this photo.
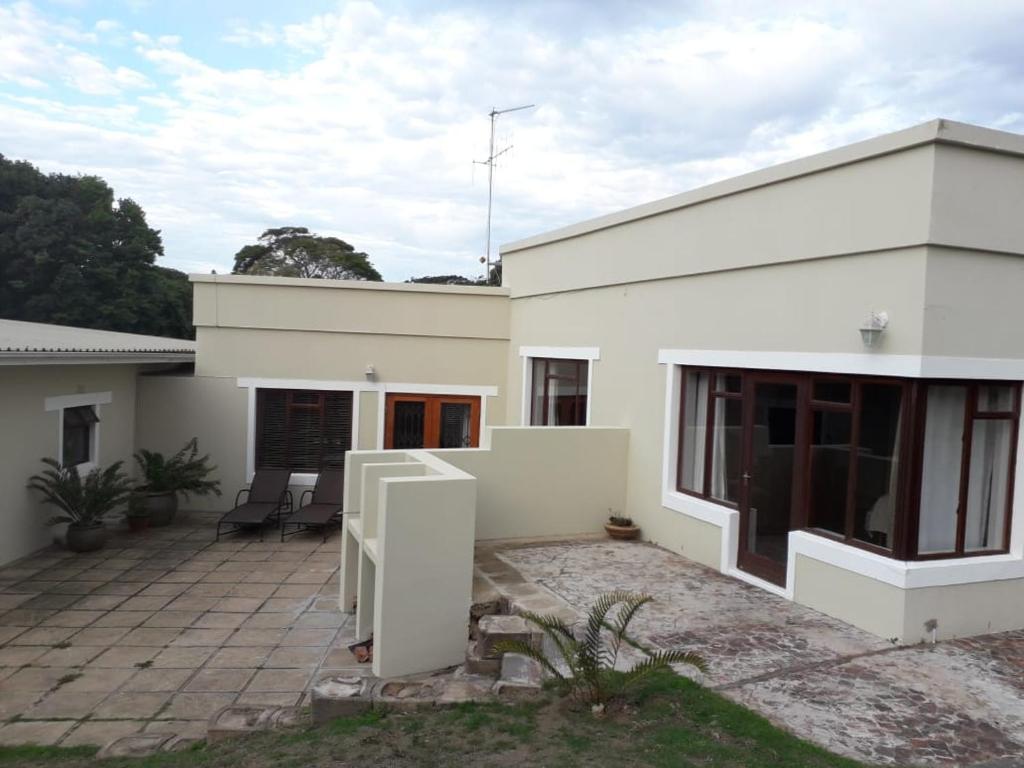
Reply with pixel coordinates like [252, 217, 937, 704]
[255, 388, 353, 473]
[530, 357, 589, 426]
[675, 366, 1020, 562]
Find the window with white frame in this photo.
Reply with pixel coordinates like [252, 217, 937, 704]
[520, 347, 599, 426]
[45, 392, 110, 470]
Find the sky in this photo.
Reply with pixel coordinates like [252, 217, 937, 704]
[2, 1, 1023, 281]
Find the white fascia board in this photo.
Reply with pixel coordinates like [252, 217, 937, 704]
[44, 391, 113, 412]
[657, 349, 1024, 380]
[519, 346, 600, 361]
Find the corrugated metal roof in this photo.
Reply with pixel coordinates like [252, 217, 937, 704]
[0, 319, 195, 355]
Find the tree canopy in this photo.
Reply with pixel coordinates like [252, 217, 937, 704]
[0, 154, 192, 339]
[232, 227, 382, 281]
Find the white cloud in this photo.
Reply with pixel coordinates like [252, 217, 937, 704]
[2, 0, 1024, 281]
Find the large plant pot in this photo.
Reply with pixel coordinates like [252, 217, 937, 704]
[143, 491, 179, 527]
[66, 523, 106, 553]
[604, 523, 641, 541]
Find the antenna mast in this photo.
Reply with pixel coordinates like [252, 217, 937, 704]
[474, 103, 534, 280]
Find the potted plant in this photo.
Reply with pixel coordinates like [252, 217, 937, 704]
[134, 438, 221, 527]
[125, 494, 151, 533]
[604, 511, 641, 541]
[28, 459, 133, 553]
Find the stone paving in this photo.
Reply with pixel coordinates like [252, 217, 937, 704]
[485, 540, 1024, 767]
[0, 511, 360, 747]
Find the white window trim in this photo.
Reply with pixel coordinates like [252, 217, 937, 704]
[45, 391, 111, 473]
[238, 378, 500, 484]
[657, 350, 1024, 598]
[375, 383, 499, 451]
[518, 346, 600, 426]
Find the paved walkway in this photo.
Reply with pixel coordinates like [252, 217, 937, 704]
[0, 512, 359, 748]
[484, 540, 1024, 767]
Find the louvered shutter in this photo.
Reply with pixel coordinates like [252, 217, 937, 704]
[255, 389, 352, 472]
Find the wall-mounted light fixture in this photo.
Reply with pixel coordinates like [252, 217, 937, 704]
[859, 311, 889, 349]
[364, 364, 376, 382]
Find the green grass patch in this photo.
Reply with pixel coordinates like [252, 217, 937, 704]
[0, 671, 864, 768]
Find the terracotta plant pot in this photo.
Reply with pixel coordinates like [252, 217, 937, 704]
[127, 515, 150, 533]
[143, 491, 178, 527]
[66, 523, 106, 553]
[604, 523, 641, 541]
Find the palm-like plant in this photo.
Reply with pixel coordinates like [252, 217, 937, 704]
[495, 590, 707, 706]
[134, 438, 221, 499]
[28, 459, 133, 528]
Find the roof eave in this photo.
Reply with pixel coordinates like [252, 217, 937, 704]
[0, 352, 196, 366]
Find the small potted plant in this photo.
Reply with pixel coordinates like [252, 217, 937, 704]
[28, 459, 133, 553]
[134, 438, 221, 527]
[604, 510, 641, 541]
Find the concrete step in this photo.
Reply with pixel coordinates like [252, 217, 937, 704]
[477, 614, 544, 659]
[464, 640, 501, 676]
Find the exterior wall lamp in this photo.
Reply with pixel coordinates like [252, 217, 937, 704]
[364, 364, 377, 382]
[859, 311, 889, 349]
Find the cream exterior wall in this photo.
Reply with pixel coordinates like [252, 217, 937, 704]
[433, 426, 629, 540]
[500, 122, 1024, 643]
[0, 364, 139, 566]
[504, 249, 929, 557]
[134, 374, 249, 512]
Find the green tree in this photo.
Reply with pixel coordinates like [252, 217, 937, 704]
[232, 227, 382, 281]
[408, 260, 502, 287]
[0, 154, 192, 339]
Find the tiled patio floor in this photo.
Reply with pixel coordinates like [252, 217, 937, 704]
[0, 512, 358, 747]
[482, 540, 1024, 767]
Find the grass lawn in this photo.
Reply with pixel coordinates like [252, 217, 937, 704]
[0, 673, 865, 768]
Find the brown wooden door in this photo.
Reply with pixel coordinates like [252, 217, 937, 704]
[384, 394, 481, 450]
[737, 375, 806, 586]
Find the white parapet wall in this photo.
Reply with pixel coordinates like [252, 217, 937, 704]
[338, 426, 630, 677]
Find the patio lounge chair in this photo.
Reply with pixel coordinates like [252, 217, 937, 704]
[280, 468, 344, 542]
[216, 468, 293, 542]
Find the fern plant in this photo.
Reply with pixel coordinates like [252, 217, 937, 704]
[134, 438, 221, 499]
[495, 590, 707, 706]
[28, 459, 133, 528]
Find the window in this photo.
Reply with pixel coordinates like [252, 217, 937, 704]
[675, 367, 1020, 561]
[255, 389, 352, 473]
[917, 384, 1018, 556]
[62, 405, 99, 467]
[530, 358, 589, 426]
[384, 394, 481, 449]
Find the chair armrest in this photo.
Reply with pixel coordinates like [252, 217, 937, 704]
[299, 489, 313, 508]
[234, 488, 250, 507]
[279, 489, 293, 513]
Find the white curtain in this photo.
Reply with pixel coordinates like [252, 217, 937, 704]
[680, 372, 709, 492]
[964, 417, 1012, 551]
[918, 386, 966, 553]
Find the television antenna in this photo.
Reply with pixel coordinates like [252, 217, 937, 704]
[473, 104, 535, 281]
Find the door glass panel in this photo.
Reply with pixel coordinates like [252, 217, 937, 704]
[964, 418, 1012, 551]
[531, 358, 588, 426]
[853, 384, 902, 550]
[439, 403, 472, 449]
[715, 374, 742, 394]
[978, 385, 1014, 413]
[709, 397, 743, 503]
[392, 401, 425, 449]
[918, 385, 966, 554]
[813, 380, 851, 403]
[808, 409, 851, 537]
[679, 371, 710, 493]
[746, 382, 798, 568]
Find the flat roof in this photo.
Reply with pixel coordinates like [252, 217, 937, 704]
[501, 118, 1024, 254]
[0, 319, 195, 365]
[190, 274, 510, 297]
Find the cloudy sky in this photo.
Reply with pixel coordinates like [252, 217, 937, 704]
[2, 1, 1023, 280]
